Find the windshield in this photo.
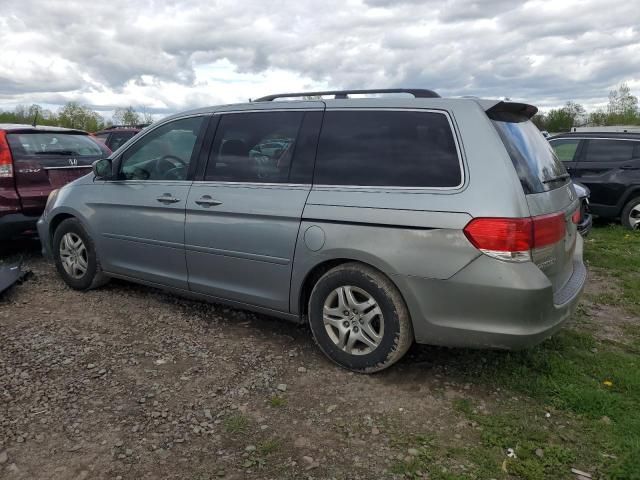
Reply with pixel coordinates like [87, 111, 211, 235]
[491, 114, 568, 194]
[7, 132, 105, 157]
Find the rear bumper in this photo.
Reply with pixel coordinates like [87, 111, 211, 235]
[0, 213, 39, 240]
[396, 235, 586, 350]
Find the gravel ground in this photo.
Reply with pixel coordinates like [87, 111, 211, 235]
[0, 239, 604, 479]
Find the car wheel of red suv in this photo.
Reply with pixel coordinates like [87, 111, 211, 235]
[53, 218, 109, 290]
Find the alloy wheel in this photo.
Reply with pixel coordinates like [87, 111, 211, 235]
[629, 203, 640, 230]
[59, 232, 88, 279]
[322, 285, 384, 355]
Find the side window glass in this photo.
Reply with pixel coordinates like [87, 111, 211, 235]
[205, 111, 304, 183]
[584, 140, 634, 162]
[315, 110, 461, 188]
[550, 139, 580, 163]
[119, 117, 203, 181]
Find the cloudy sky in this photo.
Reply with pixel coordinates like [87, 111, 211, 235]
[1, 0, 639, 119]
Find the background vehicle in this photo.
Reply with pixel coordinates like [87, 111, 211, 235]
[93, 124, 148, 152]
[549, 132, 640, 229]
[0, 124, 111, 240]
[39, 89, 586, 372]
[573, 182, 592, 236]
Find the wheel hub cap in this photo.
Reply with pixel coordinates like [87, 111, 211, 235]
[59, 232, 88, 279]
[323, 285, 384, 355]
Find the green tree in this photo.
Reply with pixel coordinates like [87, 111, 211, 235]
[57, 102, 105, 132]
[608, 82, 638, 116]
[0, 104, 57, 126]
[113, 106, 141, 126]
[531, 112, 547, 130]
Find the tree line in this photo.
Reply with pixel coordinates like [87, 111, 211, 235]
[532, 83, 640, 132]
[0, 103, 153, 132]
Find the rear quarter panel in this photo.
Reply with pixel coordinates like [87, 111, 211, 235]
[289, 99, 531, 314]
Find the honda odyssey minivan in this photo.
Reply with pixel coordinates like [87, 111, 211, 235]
[38, 89, 586, 372]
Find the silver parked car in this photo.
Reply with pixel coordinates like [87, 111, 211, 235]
[38, 89, 586, 372]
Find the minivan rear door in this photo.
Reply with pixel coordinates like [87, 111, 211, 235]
[6, 129, 109, 216]
[489, 105, 580, 297]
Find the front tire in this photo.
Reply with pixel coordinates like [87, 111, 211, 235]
[308, 263, 413, 373]
[52, 218, 108, 290]
[621, 196, 640, 230]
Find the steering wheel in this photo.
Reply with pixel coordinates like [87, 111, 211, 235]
[156, 155, 187, 180]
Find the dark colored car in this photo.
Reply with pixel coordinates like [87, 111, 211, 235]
[93, 125, 148, 152]
[573, 182, 592, 236]
[549, 132, 640, 229]
[0, 124, 111, 240]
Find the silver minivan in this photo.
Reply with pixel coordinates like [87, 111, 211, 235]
[38, 89, 586, 372]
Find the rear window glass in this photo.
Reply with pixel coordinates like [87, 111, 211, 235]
[7, 132, 105, 157]
[491, 115, 568, 193]
[315, 110, 462, 188]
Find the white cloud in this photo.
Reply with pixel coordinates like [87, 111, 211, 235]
[0, 0, 639, 118]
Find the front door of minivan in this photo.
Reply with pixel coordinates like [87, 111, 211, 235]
[93, 116, 207, 289]
[185, 108, 322, 312]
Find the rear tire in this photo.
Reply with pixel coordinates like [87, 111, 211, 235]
[52, 218, 109, 290]
[308, 262, 413, 373]
[621, 196, 640, 230]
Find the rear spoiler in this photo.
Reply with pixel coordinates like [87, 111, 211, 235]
[6, 128, 88, 135]
[485, 101, 538, 120]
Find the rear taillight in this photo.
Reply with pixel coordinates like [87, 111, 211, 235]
[532, 213, 566, 247]
[0, 131, 14, 178]
[463, 212, 566, 262]
[571, 209, 581, 224]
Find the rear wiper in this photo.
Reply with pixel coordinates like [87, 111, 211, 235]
[542, 173, 570, 184]
[34, 150, 79, 156]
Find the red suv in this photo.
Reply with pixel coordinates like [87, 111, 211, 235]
[0, 124, 111, 240]
[93, 125, 148, 152]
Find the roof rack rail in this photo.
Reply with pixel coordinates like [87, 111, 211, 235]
[254, 88, 440, 102]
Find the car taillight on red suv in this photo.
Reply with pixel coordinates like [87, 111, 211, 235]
[0, 131, 13, 180]
[463, 212, 566, 262]
[0, 130, 21, 218]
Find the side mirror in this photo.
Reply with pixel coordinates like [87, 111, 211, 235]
[92, 158, 113, 179]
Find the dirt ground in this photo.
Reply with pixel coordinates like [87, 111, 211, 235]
[0, 239, 624, 479]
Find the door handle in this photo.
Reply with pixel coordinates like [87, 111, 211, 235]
[195, 195, 223, 207]
[620, 165, 638, 170]
[156, 193, 180, 204]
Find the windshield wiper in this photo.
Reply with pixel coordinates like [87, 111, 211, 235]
[542, 173, 570, 184]
[34, 150, 79, 156]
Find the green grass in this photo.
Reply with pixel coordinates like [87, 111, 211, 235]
[258, 438, 282, 456]
[268, 395, 287, 407]
[223, 413, 249, 434]
[584, 225, 640, 315]
[392, 226, 640, 479]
